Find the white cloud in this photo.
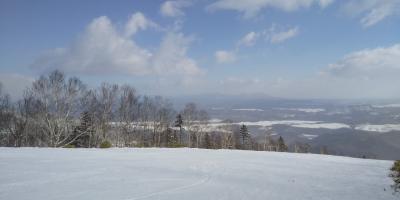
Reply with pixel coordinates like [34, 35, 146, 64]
[217, 25, 298, 65]
[237, 25, 299, 47]
[31, 13, 202, 77]
[238, 31, 259, 47]
[212, 43, 400, 99]
[207, 0, 334, 18]
[319, 0, 334, 8]
[153, 32, 202, 75]
[290, 43, 400, 99]
[215, 50, 237, 63]
[124, 12, 157, 37]
[326, 43, 400, 78]
[267, 26, 299, 43]
[160, 0, 192, 17]
[342, 0, 400, 27]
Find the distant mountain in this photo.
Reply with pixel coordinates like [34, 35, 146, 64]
[169, 94, 331, 110]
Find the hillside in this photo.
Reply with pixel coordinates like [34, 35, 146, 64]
[0, 148, 397, 200]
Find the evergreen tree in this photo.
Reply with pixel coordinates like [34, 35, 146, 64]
[174, 114, 183, 144]
[239, 124, 250, 149]
[277, 136, 288, 152]
[69, 111, 94, 147]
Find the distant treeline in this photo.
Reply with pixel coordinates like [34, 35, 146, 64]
[0, 70, 317, 153]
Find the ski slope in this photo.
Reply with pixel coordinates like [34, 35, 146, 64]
[0, 148, 396, 200]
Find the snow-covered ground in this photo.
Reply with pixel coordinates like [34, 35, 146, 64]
[209, 120, 350, 130]
[291, 122, 350, 129]
[372, 104, 400, 108]
[232, 108, 265, 112]
[0, 148, 396, 200]
[275, 108, 326, 113]
[300, 134, 319, 140]
[111, 119, 400, 133]
[355, 124, 400, 133]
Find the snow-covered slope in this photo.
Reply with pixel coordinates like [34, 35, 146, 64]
[0, 148, 396, 200]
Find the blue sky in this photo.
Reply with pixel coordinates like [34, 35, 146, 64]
[1, 0, 400, 99]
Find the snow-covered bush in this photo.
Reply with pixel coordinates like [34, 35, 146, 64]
[63, 144, 75, 148]
[168, 143, 185, 148]
[390, 160, 400, 193]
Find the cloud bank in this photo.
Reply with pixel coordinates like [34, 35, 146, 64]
[211, 43, 400, 98]
[31, 12, 202, 77]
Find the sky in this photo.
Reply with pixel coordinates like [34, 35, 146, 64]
[0, 0, 400, 100]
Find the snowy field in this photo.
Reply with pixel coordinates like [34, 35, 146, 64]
[0, 148, 396, 200]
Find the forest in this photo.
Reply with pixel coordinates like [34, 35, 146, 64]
[0, 70, 300, 151]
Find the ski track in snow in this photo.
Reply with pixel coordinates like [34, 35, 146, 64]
[0, 148, 396, 200]
[127, 175, 211, 200]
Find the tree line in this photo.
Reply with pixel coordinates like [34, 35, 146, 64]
[0, 70, 315, 153]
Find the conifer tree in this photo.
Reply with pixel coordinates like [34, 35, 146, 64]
[174, 114, 183, 144]
[69, 111, 93, 147]
[239, 124, 250, 149]
[277, 136, 288, 152]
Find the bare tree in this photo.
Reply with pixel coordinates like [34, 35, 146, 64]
[181, 103, 209, 148]
[80, 89, 100, 147]
[28, 70, 86, 147]
[3, 96, 35, 147]
[117, 85, 138, 147]
[139, 96, 156, 146]
[182, 103, 197, 147]
[96, 83, 118, 143]
[220, 120, 235, 149]
[194, 110, 209, 148]
[155, 98, 175, 147]
[294, 142, 311, 153]
[0, 84, 12, 146]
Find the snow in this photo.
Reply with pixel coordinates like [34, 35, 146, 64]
[209, 118, 223, 123]
[232, 108, 264, 112]
[300, 134, 319, 140]
[294, 108, 325, 113]
[209, 120, 350, 130]
[292, 123, 350, 129]
[0, 148, 396, 200]
[275, 108, 325, 113]
[109, 120, 400, 133]
[372, 104, 400, 108]
[234, 120, 321, 127]
[355, 124, 400, 133]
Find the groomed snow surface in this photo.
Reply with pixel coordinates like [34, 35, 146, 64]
[0, 148, 396, 200]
